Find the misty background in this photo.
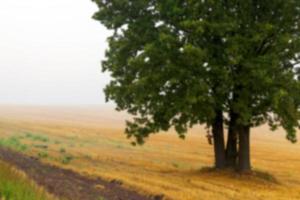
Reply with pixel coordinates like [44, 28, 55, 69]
[0, 0, 111, 105]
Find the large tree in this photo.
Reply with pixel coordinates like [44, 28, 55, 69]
[93, 0, 300, 172]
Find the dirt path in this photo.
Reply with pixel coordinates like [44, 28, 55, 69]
[0, 147, 157, 200]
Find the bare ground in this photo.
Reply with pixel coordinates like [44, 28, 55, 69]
[0, 147, 156, 200]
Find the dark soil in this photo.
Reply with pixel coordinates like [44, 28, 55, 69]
[0, 147, 157, 200]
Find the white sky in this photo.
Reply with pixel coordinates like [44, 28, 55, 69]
[0, 0, 111, 105]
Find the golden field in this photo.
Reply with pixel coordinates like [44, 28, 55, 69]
[0, 105, 299, 200]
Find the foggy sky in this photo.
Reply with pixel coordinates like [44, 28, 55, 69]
[0, 0, 111, 105]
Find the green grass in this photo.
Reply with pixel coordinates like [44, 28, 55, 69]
[59, 148, 66, 153]
[0, 161, 56, 200]
[25, 133, 49, 143]
[0, 137, 28, 152]
[61, 155, 74, 165]
[37, 151, 48, 159]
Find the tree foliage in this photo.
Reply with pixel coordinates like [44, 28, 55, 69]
[92, 0, 300, 147]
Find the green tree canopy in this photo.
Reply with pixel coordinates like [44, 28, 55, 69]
[93, 0, 300, 171]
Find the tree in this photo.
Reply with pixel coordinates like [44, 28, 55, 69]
[92, 0, 300, 172]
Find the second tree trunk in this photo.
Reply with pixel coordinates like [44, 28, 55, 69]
[226, 111, 238, 168]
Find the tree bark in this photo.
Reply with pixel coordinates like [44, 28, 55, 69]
[212, 110, 226, 169]
[225, 111, 238, 168]
[238, 125, 251, 172]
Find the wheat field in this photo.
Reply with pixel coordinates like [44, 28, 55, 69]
[0, 105, 299, 200]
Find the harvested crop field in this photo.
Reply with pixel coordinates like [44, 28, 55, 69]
[0, 147, 151, 200]
[0, 105, 299, 200]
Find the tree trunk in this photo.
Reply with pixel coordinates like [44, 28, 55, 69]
[225, 111, 238, 168]
[238, 125, 251, 172]
[212, 110, 226, 169]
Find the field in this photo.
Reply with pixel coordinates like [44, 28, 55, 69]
[0, 105, 299, 200]
[0, 160, 56, 200]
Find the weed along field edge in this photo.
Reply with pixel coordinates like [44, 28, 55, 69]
[0, 159, 57, 200]
[0, 105, 300, 200]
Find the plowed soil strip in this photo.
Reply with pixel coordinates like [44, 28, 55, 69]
[0, 147, 153, 200]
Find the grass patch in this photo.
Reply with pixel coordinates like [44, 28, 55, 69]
[37, 151, 48, 159]
[172, 162, 179, 168]
[0, 137, 28, 152]
[33, 144, 48, 149]
[61, 155, 74, 165]
[25, 133, 49, 143]
[0, 160, 56, 200]
[59, 148, 66, 153]
[54, 140, 61, 145]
